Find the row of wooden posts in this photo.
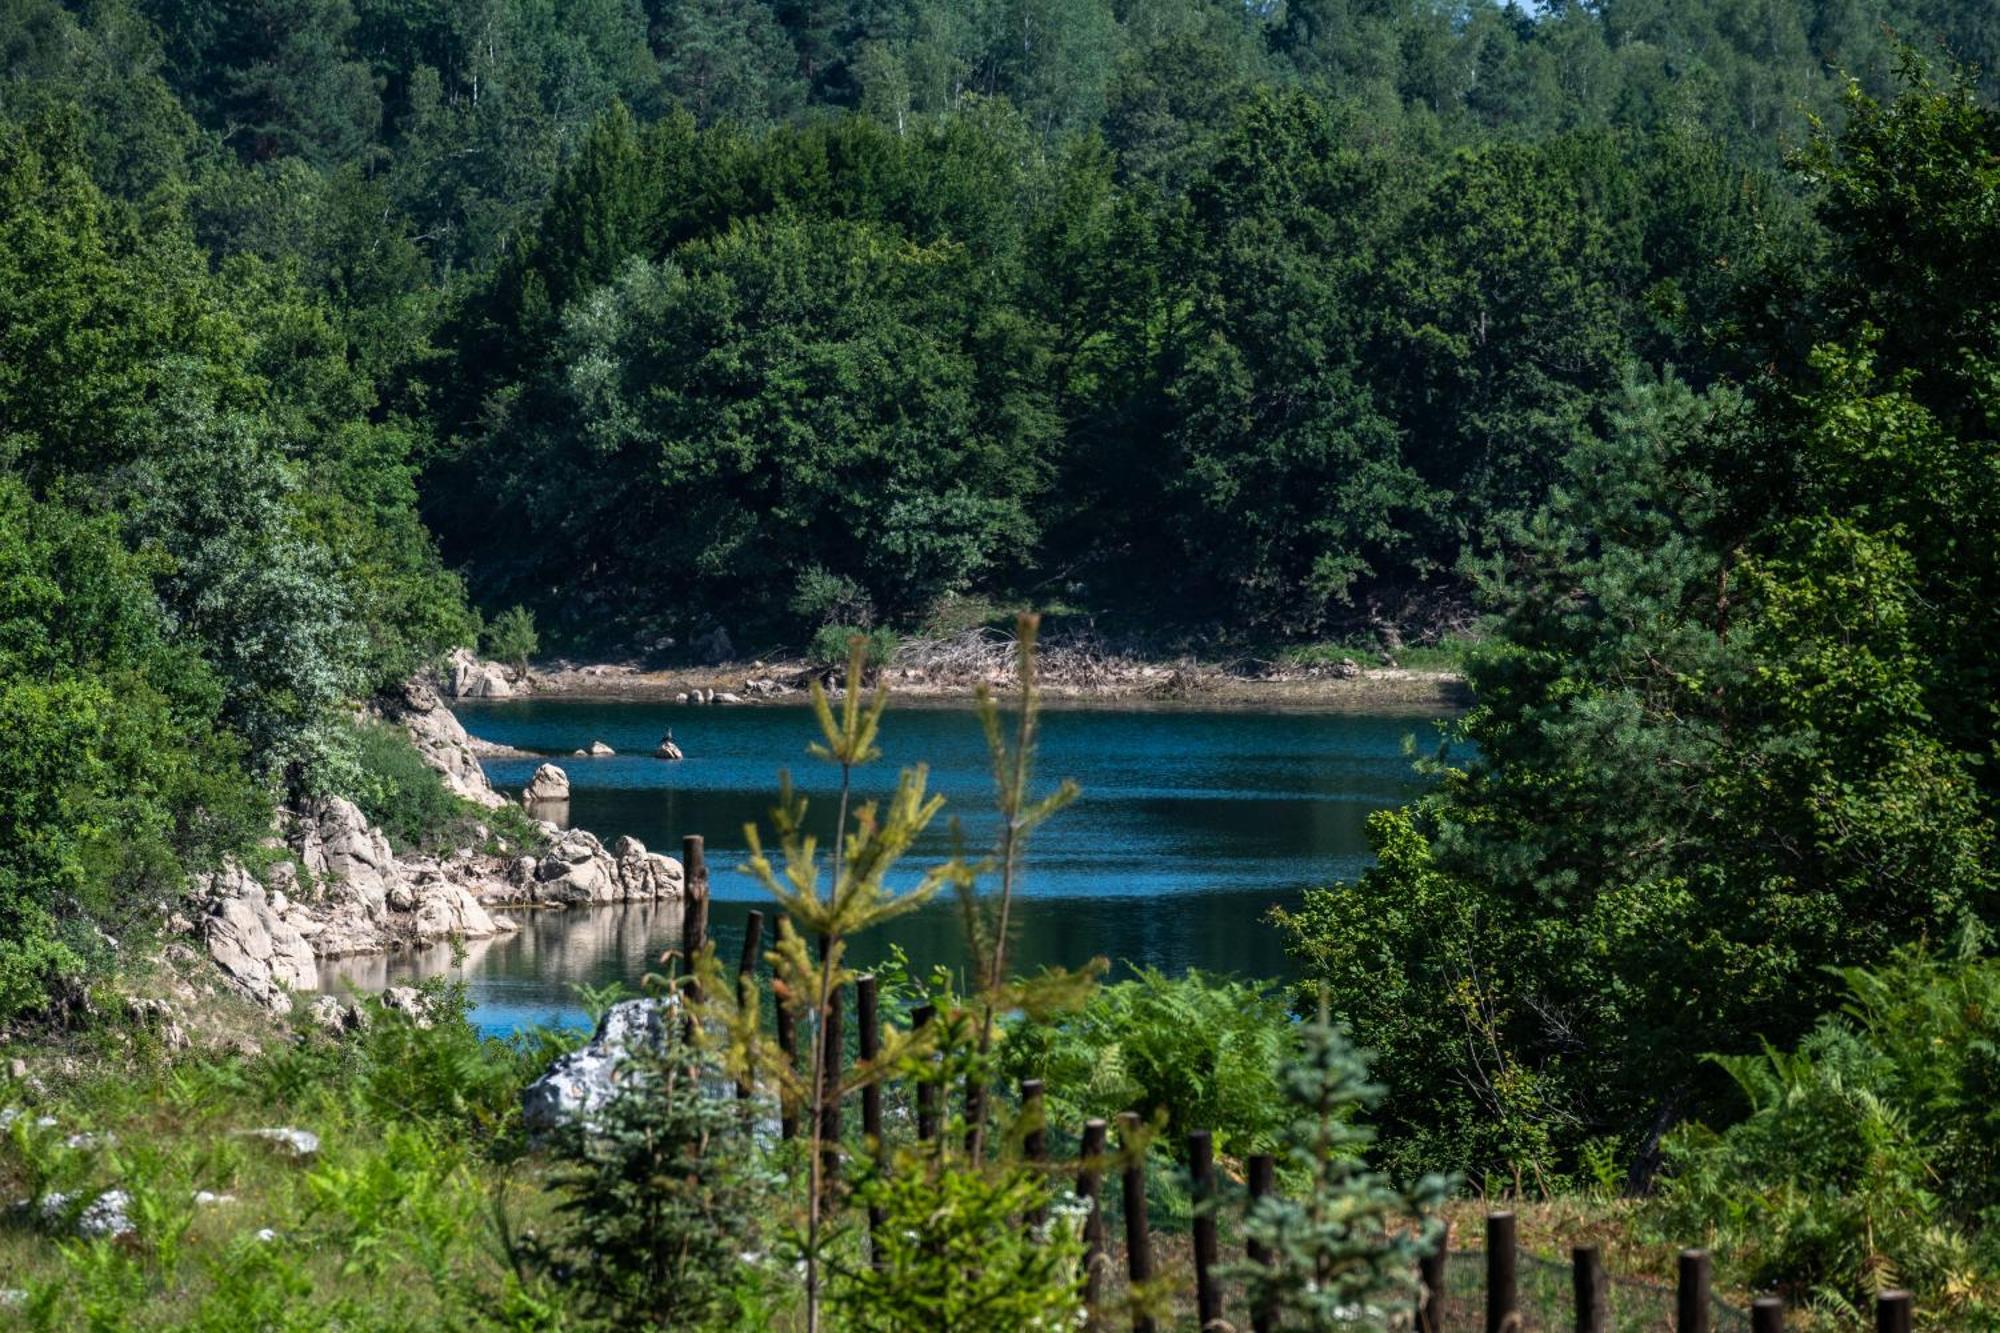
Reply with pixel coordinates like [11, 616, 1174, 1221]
[675, 837, 1923, 1331]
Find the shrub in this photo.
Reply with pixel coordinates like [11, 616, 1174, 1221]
[790, 565, 874, 628]
[808, 623, 897, 672]
[1652, 951, 2000, 1322]
[1229, 1002, 1451, 1330]
[1001, 966, 1297, 1159]
[344, 720, 464, 851]
[834, 1152, 1086, 1332]
[481, 605, 538, 674]
[516, 1015, 772, 1329]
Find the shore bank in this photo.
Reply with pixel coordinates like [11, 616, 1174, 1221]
[502, 657, 1471, 714]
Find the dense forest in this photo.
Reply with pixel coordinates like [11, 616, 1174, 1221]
[6, 0, 2000, 1325]
[9, 0, 1998, 652]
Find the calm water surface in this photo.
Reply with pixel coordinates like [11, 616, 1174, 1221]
[322, 699, 1443, 1032]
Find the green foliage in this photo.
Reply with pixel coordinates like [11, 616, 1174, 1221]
[0, 475, 259, 1018]
[1280, 66, 2000, 1207]
[481, 604, 538, 675]
[791, 565, 873, 629]
[1654, 952, 2000, 1322]
[1002, 967, 1296, 1159]
[341, 719, 463, 852]
[517, 1017, 773, 1330]
[832, 1151, 1086, 1332]
[808, 624, 897, 673]
[1227, 1000, 1451, 1331]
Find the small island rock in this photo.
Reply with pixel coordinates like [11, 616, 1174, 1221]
[521, 763, 570, 806]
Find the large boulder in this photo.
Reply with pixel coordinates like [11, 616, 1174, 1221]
[521, 998, 674, 1132]
[378, 679, 508, 810]
[611, 836, 685, 900]
[201, 875, 318, 1012]
[532, 828, 620, 904]
[521, 762, 570, 807]
[442, 646, 516, 699]
[290, 796, 396, 917]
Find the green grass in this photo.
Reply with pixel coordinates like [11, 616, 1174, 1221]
[0, 987, 573, 1329]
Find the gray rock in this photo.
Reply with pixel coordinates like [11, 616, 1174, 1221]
[40, 1189, 133, 1239]
[442, 647, 516, 699]
[242, 1127, 320, 1158]
[378, 678, 509, 809]
[306, 994, 363, 1036]
[202, 878, 317, 1012]
[521, 998, 675, 1132]
[585, 740, 615, 757]
[290, 796, 398, 917]
[521, 763, 571, 807]
[411, 881, 511, 942]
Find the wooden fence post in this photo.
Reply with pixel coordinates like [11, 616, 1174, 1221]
[1247, 1153, 1275, 1333]
[965, 1077, 986, 1158]
[1677, 1250, 1711, 1333]
[1573, 1244, 1605, 1333]
[1022, 1079, 1047, 1228]
[680, 836, 708, 997]
[734, 910, 764, 1102]
[1875, 1290, 1913, 1333]
[818, 982, 844, 1193]
[775, 997, 798, 1141]
[1188, 1130, 1221, 1332]
[912, 1004, 938, 1143]
[1079, 1118, 1109, 1329]
[857, 974, 883, 1266]
[1417, 1221, 1447, 1333]
[1751, 1296, 1784, 1333]
[1486, 1211, 1517, 1333]
[1119, 1113, 1155, 1333]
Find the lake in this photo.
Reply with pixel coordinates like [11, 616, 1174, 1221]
[321, 698, 1443, 1032]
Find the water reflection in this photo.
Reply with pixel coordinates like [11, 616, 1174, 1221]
[321, 701, 1446, 1032]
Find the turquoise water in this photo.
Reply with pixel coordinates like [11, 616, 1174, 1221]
[322, 700, 1442, 1032]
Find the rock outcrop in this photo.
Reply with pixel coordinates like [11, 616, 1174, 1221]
[441, 646, 517, 699]
[198, 871, 318, 1013]
[516, 829, 685, 907]
[612, 836, 685, 899]
[521, 762, 571, 807]
[291, 796, 397, 916]
[376, 679, 508, 810]
[521, 998, 674, 1132]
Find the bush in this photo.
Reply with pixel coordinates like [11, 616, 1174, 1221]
[834, 1154, 1087, 1332]
[481, 605, 538, 673]
[807, 623, 897, 672]
[1001, 967, 1297, 1159]
[344, 720, 465, 851]
[1229, 1003, 1450, 1330]
[1652, 951, 2000, 1322]
[790, 566, 874, 628]
[515, 1014, 772, 1329]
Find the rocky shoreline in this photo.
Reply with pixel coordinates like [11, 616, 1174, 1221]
[448, 646, 1470, 713]
[187, 675, 686, 1015]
